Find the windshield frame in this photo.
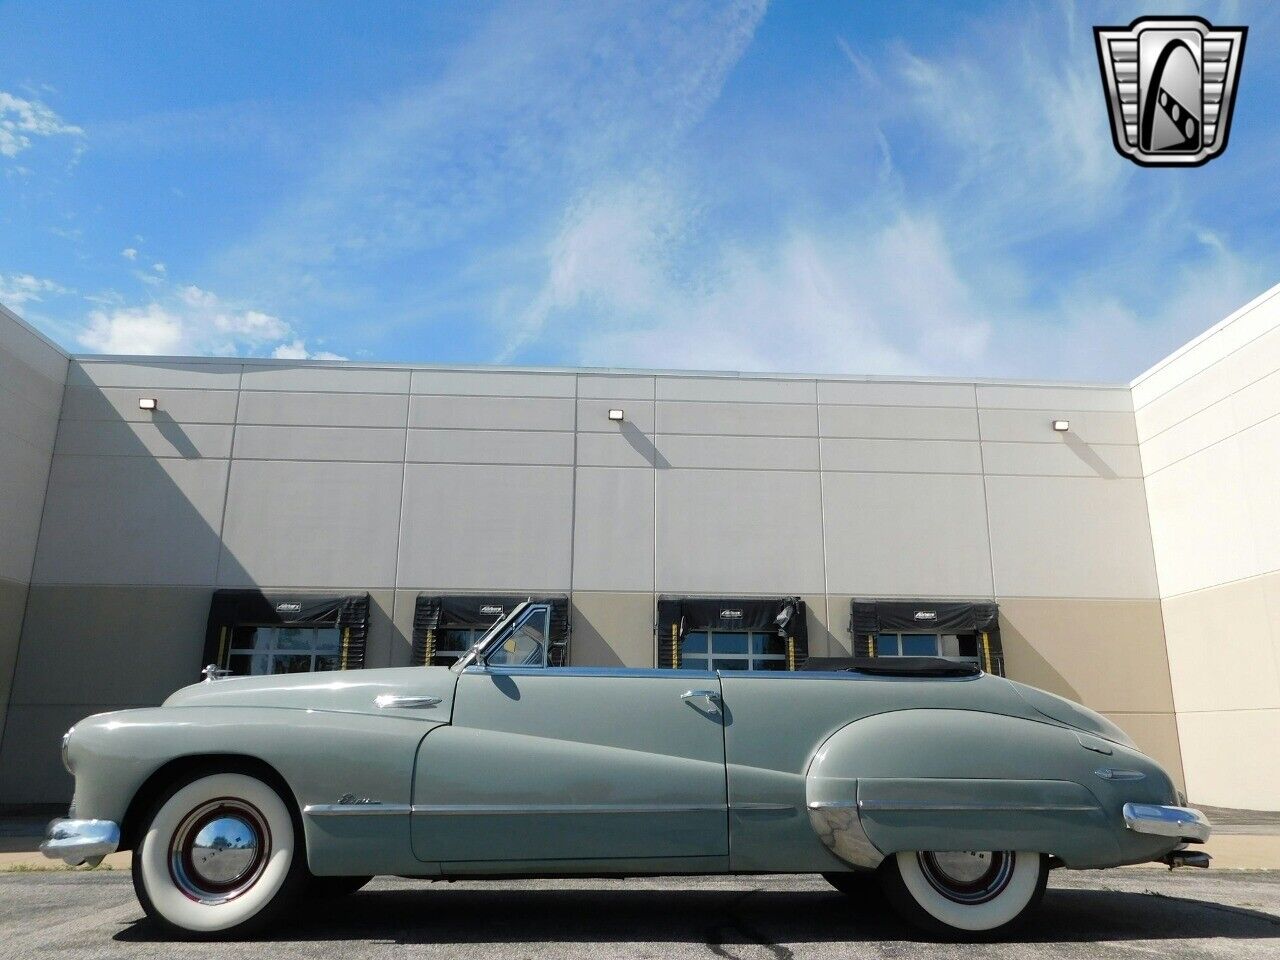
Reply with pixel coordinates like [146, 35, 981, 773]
[449, 600, 532, 673]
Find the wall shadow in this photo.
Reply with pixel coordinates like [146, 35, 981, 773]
[0, 363, 247, 802]
[620, 421, 669, 469]
[1062, 432, 1118, 479]
[115, 884, 1280, 946]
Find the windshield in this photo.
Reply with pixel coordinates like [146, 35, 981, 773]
[485, 605, 549, 667]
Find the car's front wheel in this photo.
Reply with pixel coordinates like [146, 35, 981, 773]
[879, 850, 1048, 938]
[132, 771, 308, 937]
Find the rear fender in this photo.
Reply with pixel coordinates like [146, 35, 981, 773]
[807, 709, 1131, 868]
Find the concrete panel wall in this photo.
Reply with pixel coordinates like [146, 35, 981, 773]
[2, 354, 1180, 802]
[0, 306, 67, 755]
[1133, 282, 1280, 809]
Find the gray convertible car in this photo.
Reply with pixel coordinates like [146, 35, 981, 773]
[43, 600, 1211, 939]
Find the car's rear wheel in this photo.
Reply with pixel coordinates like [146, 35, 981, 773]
[879, 850, 1047, 938]
[132, 771, 308, 937]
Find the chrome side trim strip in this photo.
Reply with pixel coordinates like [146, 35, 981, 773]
[857, 800, 1098, 812]
[410, 802, 728, 816]
[732, 802, 795, 812]
[374, 694, 442, 710]
[1095, 768, 1146, 782]
[807, 800, 858, 810]
[303, 803, 412, 817]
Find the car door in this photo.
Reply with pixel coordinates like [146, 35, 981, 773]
[410, 612, 727, 865]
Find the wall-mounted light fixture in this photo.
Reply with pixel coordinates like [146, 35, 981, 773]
[608, 409, 625, 422]
[1052, 419, 1070, 432]
[138, 398, 159, 411]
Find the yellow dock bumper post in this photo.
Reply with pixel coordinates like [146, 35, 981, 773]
[215, 626, 229, 669]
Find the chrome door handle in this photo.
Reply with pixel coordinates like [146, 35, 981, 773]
[375, 695, 442, 710]
[681, 689, 721, 712]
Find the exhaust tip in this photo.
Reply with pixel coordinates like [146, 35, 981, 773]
[1160, 850, 1212, 869]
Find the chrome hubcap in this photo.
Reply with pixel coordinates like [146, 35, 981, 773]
[169, 800, 270, 904]
[917, 850, 1015, 904]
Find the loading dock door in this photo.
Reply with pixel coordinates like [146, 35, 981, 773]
[849, 599, 1004, 676]
[412, 594, 570, 667]
[201, 591, 370, 678]
[656, 596, 807, 671]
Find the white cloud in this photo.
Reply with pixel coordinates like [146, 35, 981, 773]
[0, 91, 83, 158]
[76, 283, 328, 358]
[506, 177, 992, 375]
[152, 262, 166, 274]
[121, 247, 138, 260]
[0, 273, 72, 306]
[79, 302, 185, 355]
[489, 3, 1273, 382]
[271, 339, 347, 361]
[217, 1, 767, 310]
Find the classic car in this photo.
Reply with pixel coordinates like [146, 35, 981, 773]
[43, 600, 1211, 939]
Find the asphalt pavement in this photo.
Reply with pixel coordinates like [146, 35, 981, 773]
[1, 869, 1278, 960]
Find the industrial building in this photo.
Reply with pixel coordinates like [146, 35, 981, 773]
[1, 284, 1278, 810]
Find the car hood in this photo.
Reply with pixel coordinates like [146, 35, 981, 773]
[163, 666, 457, 715]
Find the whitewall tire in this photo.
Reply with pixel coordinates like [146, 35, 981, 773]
[132, 772, 307, 937]
[880, 850, 1048, 938]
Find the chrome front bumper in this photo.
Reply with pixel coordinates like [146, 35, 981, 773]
[1123, 802, 1212, 843]
[40, 818, 121, 866]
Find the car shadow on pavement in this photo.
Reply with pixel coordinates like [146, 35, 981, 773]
[113, 886, 1280, 945]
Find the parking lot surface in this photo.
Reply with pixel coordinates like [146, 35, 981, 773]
[1, 869, 1277, 960]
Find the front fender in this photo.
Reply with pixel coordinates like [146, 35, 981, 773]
[66, 705, 440, 876]
[807, 709, 1180, 868]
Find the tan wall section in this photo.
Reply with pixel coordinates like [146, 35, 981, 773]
[0, 580, 29, 748]
[1159, 570, 1280, 808]
[6, 585, 211, 708]
[0, 584, 211, 803]
[999, 597, 1183, 788]
[999, 598, 1174, 713]
[0, 307, 67, 761]
[569, 593, 655, 668]
[1134, 282, 1280, 808]
[1174, 707, 1280, 810]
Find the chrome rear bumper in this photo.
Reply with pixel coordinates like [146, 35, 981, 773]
[1122, 802, 1211, 843]
[40, 818, 120, 866]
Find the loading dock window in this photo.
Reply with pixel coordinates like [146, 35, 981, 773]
[226, 625, 342, 675]
[413, 595, 570, 667]
[679, 630, 788, 671]
[435, 626, 489, 665]
[874, 632, 979, 663]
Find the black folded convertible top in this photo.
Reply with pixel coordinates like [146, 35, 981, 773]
[800, 657, 982, 678]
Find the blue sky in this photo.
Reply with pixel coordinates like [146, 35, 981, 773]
[1, 0, 1277, 381]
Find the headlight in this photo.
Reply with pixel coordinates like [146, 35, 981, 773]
[60, 727, 75, 774]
